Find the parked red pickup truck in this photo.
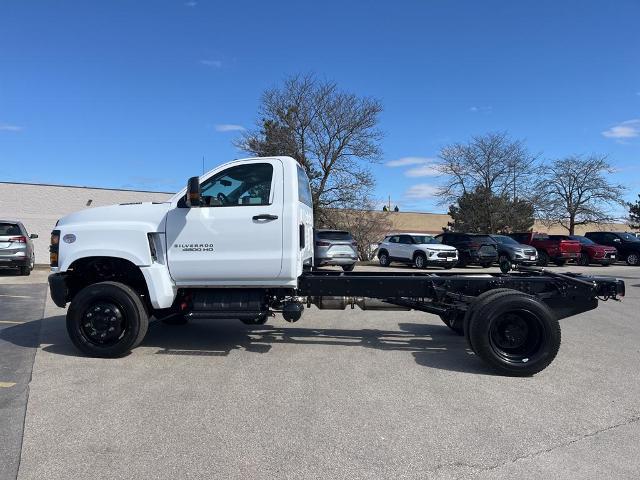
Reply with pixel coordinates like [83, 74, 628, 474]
[508, 232, 581, 266]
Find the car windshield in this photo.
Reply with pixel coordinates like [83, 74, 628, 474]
[411, 235, 438, 245]
[492, 235, 519, 245]
[619, 232, 640, 242]
[317, 231, 352, 241]
[569, 235, 594, 245]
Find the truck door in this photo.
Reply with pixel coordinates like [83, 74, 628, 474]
[165, 159, 284, 284]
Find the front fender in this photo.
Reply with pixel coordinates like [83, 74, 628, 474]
[57, 226, 154, 271]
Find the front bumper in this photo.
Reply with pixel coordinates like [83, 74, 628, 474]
[48, 273, 68, 308]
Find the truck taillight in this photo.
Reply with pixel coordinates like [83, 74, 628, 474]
[316, 241, 330, 247]
[50, 230, 60, 267]
[8, 236, 27, 243]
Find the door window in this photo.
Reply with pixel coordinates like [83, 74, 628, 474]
[399, 235, 413, 244]
[199, 163, 273, 207]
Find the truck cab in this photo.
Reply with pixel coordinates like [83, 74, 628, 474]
[50, 156, 314, 312]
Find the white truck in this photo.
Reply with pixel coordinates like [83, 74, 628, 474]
[48, 156, 625, 376]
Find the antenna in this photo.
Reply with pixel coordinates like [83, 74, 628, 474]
[202, 156, 205, 175]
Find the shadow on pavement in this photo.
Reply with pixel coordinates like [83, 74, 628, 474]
[1, 315, 494, 375]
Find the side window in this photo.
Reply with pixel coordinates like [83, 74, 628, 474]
[389, 236, 399, 243]
[199, 163, 273, 207]
[399, 235, 412, 244]
[603, 233, 618, 243]
[297, 165, 313, 207]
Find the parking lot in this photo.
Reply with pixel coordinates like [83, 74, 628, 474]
[1, 263, 639, 480]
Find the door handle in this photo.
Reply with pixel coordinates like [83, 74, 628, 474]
[252, 214, 278, 221]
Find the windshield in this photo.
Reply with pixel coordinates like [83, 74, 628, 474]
[619, 232, 640, 242]
[492, 235, 519, 245]
[569, 235, 594, 245]
[411, 235, 438, 245]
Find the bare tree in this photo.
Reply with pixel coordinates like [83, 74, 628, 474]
[536, 155, 626, 234]
[321, 203, 392, 260]
[237, 73, 383, 223]
[437, 132, 538, 203]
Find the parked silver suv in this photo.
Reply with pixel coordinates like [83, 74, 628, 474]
[0, 220, 37, 276]
[377, 233, 458, 269]
[314, 229, 358, 271]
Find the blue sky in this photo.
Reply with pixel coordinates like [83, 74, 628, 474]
[1, 0, 639, 214]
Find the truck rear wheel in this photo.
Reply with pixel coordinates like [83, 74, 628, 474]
[66, 281, 149, 357]
[467, 290, 561, 376]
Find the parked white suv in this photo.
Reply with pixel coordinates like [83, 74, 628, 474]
[377, 233, 458, 269]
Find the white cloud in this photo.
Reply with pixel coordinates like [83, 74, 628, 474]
[405, 184, 440, 200]
[200, 59, 222, 68]
[0, 124, 22, 132]
[469, 105, 492, 114]
[602, 119, 640, 139]
[405, 163, 440, 178]
[215, 124, 246, 132]
[385, 156, 436, 167]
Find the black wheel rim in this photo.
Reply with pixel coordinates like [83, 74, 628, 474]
[79, 300, 127, 346]
[629, 254, 639, 265]
[488, 309, 546, 364]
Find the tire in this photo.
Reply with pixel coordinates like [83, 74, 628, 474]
[578, 253, 590, 266]
[463, 288, 515, 354]
[66, 281, 149, 357]
[480, 262, 493, 268]
[439, 312, 464, 335]
[467, 291, 561, 376]
[19, 265, 31, 276]
[537, 251, 549, 267]
[413, 253, 426, 269]
[342, 263, 356, 272]
[626, 252, 640, 266]
[443, 263, 454, 270]
[457, 257, 468, 268]
[553, 260, 567, 267]
[161, 314, 189, 325]
[378, 251, 390, 267]
[499, 255, 512, 273]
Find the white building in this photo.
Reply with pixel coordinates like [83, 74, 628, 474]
[0, 182, 172, 264]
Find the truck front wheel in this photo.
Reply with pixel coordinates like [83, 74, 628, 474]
[66, 281, 149, 358]
[467, 290, 560, 376]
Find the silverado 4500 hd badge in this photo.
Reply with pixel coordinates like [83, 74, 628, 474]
[174, 243, 214, 252]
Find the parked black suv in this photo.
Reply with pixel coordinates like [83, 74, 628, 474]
[584, 231, 640, 266]
[434, 232, 498, 267]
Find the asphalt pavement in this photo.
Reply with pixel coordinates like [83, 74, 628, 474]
[1, 265, 639, 479]
[0, 273, 47, 480]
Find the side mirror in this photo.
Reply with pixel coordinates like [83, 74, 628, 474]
[30, 233, 38, 239]
[613, 238, 621, 243]
[185, 176, 201, 207]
